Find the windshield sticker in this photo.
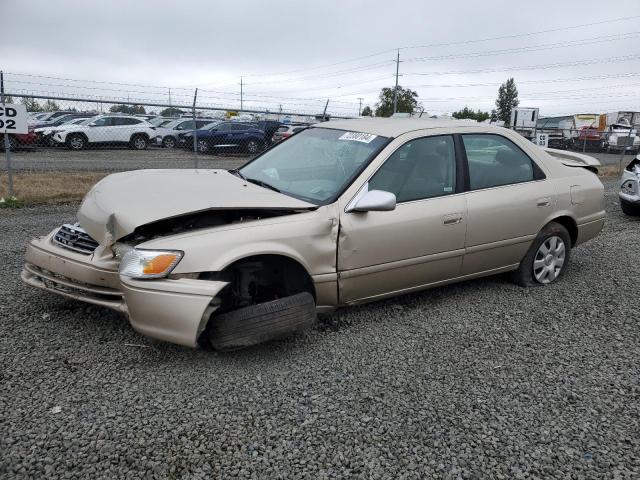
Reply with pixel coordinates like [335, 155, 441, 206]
[339, 131, 377, 143]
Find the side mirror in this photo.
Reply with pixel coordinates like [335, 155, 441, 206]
[350, 190, 396, 212]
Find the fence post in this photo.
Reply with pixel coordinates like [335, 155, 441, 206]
[1, 71, 15, 199]
[618, 127, 634, 175]
[192, 88, 198, 169]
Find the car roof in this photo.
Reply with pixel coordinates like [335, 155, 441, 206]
[315, 117, 501, 137]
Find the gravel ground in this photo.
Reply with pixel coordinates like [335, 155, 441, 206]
[1, 181, 639, 479]
[0, 146, 633, 173]
[1, 147, 249, 173]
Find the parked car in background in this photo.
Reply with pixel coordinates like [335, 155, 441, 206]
[272, 124, 308, 143]
[154, 118, 216, 148]
[603, 122, 640, 153]
[22, 119, 605, 350]
[50, 115, 156, 150]
[619, 154, 640, 216]
[1, 126, 38, 151]
[248, 120, 282, 146]
[180, 121, 266, 154]
[147, 116, 175, 127]
[35, 116, 95, 146]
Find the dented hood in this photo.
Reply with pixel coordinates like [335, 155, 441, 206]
[77, 169, 315, 245]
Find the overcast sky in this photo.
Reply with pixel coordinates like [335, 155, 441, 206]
[1, 0, 639, 117]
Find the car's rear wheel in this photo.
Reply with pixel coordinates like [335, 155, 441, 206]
[66, 134, 86, 150]
[197, 138, 209, 152]
[162, 136, 176, 148]
[130, 134, 148, 150]
[208, 292, 316, 351]
[511, 222, 571, 287]
[621, 199, 640, 216]
[246, 139, 260, 154]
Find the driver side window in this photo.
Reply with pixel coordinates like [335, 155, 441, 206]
[369, 135, 456, 203]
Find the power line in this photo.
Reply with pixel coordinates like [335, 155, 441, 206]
[403, 31, 640, 63]
[226, 14, 640, 79]
[404, 54, 640, 76]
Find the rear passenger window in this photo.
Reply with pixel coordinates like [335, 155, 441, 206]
[114, 118, 141, 126]
[369, 136, 456, 203]
[463, 135, 536, 190]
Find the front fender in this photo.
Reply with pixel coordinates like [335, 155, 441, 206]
[137, 206, 339, 277]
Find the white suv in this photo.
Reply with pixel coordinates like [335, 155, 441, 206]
[51, 115, 156, 150]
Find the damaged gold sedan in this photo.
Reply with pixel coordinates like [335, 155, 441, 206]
[22, 119, 605, 350]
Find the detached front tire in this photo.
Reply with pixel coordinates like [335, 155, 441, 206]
[209, 292, 316, 351]
[511, 222, 571, 287]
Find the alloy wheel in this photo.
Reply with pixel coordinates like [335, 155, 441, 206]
[533, 235, 566, 284]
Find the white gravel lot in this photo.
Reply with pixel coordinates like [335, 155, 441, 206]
[0, 180, 638, 479]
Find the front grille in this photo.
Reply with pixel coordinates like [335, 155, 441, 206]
[53, 223, 99, 255]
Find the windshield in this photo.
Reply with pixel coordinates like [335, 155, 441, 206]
[239, 127, 389, 205]
[78, 117, 97, 125]
[203, 122, 221, 130]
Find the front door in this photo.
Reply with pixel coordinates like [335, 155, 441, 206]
[338, 135, 467, 304]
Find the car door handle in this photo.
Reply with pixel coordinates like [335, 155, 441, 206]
[536, 197, 551, 207]
[443, 213, 463, 225]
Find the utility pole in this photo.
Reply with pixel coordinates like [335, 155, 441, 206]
[392, 48, 400, 115]
[357, 97, 363, 116]
[240, 76, 243, 112]
[322, 99, 329, 121]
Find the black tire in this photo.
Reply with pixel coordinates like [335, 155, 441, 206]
[162, 136, 176, 148]
[209, 292, 316, 351]
[511, 222, 572, 287]
[621, 199, 640, 216]
[66, 133, 86, 150]
[130, 134, 148, 150]
[246, 139, 260, 154]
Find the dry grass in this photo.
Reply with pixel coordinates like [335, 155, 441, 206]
[0, 165, 624, 207]
[0, 172, 108, 205]
[597, 165, 623, 178]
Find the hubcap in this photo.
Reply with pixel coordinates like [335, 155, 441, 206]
[533, 235, 566, 284]
[70, 137, 83, 149]
[198, 140, 207, 151]
[164, 137, 175, 148]
[134, 138, 146, 149]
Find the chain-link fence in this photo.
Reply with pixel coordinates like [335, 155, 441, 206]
[0, 90, 344, 204]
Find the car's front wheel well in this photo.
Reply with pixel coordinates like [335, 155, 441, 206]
[549, 215, 578, 246]
[202, 254, 316, 312]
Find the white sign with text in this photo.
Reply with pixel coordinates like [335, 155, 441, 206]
[0, 103, 28, 134]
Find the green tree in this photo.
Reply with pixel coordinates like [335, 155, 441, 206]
[452, 106, 490, 122]
[43, 100, 60, 112]
[361, 105, 372, 116]
[21, 97, 43, 112]
[3, 95, 14, 104]
[374, 86, 419, 117]
[160, 107, 185, 117]
[495, 78, 519, 124]
[110, 104, 146, 114]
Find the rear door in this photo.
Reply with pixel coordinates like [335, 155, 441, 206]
[338, 134, 467, 303]
[113, 117, 143, 142]
[461, 133, 554, 275]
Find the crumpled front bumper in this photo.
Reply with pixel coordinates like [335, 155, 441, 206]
[21, 231, 227, 347]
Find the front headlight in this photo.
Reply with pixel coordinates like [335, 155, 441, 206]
[119, 249, 183, 279]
